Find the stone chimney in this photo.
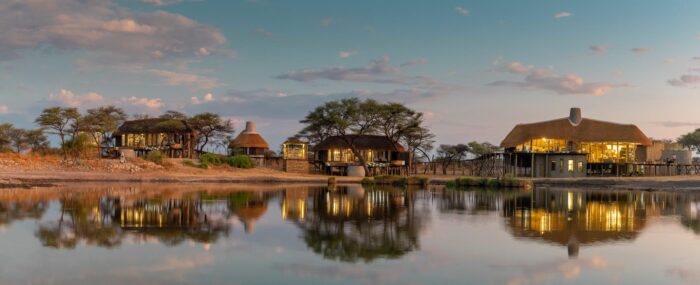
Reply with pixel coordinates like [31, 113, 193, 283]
[244, 121, 257, 133]
[569, 108, 582, 125]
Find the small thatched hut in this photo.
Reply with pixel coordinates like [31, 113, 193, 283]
[229, 121, 270, 156]
[114, 118, 197, 158]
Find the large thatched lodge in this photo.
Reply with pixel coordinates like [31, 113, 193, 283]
[501, 108, 691, 177]
[312, 135, 408, 176]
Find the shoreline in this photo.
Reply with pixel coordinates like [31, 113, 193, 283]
[2, 167, 700, 190]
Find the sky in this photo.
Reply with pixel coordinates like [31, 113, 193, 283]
[2, 0, 700, 150]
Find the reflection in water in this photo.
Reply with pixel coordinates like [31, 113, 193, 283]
[288, 185, 428, 263]
[0, 185, 699, 263]
[503, 189, 700, 258]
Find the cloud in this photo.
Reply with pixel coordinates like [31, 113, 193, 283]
[191, 93, 215, 104]
[555, 12, 573, 19]
[142, 0, 183, 5]
[455, 6, 470, 16]
[274, 56, 441, 86]
[122, 96, 164, 110]
[631, 47, 651, 54]
[0, 1, 229, 61]
[47, 89, 104, 108]
[653, 121, 700, 128]
[255, 28, 274, 38]
[146, 69, 220, 89]
[589, 45, 607, 54]
[489, 61, 629, 96]
[400, 58, 429, 67]
[320, 18, 333, 26]
[338, 51, 357, 59]
[0, 105, 7, 114]
[668, 74, 700, 87]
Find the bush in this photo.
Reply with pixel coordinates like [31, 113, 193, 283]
[407, 176, 429, 187]
[361, 177, 375, 186]
[200, 153, 223, 166]
[62, 134, 92, 159]
[328, 176, 337, 185]
[145, 150, 166, 165]
[182, 159, 196, 167]
[226, 155, 254, 169]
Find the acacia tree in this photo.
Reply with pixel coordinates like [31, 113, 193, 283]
[83, 106, 127, 155]
[188, 113, 235, 153]
[402, 126, 435, 174]
[299, 98, 433, 176]
[299, 98, 383, 175]
[678, 129, 700, 153]
[0, 123, 12, 150]
[35, 107, 80, 149]
[24, 129, 50, 154]
[160, 110, 188, 120]
[7, 127, 27, 153]
[435, 144, 470, 175]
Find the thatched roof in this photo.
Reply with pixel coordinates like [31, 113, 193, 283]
[114, 118, 193, 135]
[501, 117, 652, 147]
[313, 135, 406, 152]
[230, 133, 270, 149]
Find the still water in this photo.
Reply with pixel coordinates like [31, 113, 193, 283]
[0, 184, 700, 285]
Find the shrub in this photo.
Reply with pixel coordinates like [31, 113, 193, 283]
[62, 133, 92, 159]
[361, 177, 375, 186]
[328, 176, 337, 185]
[408, 176, 429, 187]
[200, 153, 223, 166]
[446, 180, 457, 188]
[486, 178, 501, 188]
[226, 155, 254, 169]
[183, 159, 196, 167]
[145, 150, 166, 165]
[455, 177, 476, 187]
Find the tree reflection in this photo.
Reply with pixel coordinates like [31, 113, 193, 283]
[34, 191, 243, 249]
[290, 185, 427, 263]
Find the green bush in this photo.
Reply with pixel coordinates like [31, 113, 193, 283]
[408, 176, 429, 187]
[486, 179, 501, 188]
[200, 153, 223, 166]
[446, 180, 457, 188]
[145, 150, 166, 165]
[361, 177, 375, 185]
[455, 177, 476, 187]
[226, 155, 254, 169]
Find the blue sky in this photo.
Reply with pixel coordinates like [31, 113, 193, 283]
[2, 0, 700, 149]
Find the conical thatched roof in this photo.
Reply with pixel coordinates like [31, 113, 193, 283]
[500, 109, 652, 147]
[229, 121, 269, 149]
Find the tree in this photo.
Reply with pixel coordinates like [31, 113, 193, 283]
[7, 127, 27, 153]
[188, 113, 235, 153]
[160, 110, 188, 120]
[467, 141, 500, 157]
[0, 123, 13, 150]
[25, 129, 50, 154]
[435, 144, 470, 175]
[402, 126, 435, 174]
[299, 98, 433, 176]
[83, 106, 127, 154]
[35, 107, 80, 148]
[299, 98, 383, 175]
[679, 129, 700, 153]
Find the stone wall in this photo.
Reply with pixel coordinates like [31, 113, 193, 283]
[284, 159, 309, 174]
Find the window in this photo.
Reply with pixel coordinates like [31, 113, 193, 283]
[577, 161, 584, 173]
[551, 161, 557, 172]
[560, 159, 564, 173]
[332, 149, 341, 161]
[568, 160, 574, 172]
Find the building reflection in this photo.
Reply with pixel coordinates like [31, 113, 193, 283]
[33, 189, 277, 249]
[286, 185, 427, 263]
[503, 189, 700, 258]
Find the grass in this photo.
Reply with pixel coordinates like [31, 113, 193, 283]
[450, 176, 532, 189]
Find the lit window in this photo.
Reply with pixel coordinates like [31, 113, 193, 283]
[560, 159, 564, 173]
[577, 161, 584, 173]
[568, 160, 574, 172]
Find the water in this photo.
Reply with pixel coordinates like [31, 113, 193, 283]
[0, 184, 700, 285]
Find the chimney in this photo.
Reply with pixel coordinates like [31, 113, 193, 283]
[569, 108, 582, 125]
[244, 121, 257, 133]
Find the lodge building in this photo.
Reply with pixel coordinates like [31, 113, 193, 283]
[501, 108, 658, 177]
